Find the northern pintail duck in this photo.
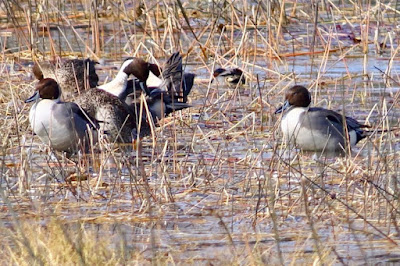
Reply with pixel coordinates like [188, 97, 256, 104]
[213, 68, 245, 85]
[102, 52, 194, 104]
[25, 78, 99, 153]
[33, 58, 99, 97]
[69, 57, 158, 143]
[100, 52, 195, 121]
[97, 57, 154, 99]
[70, 58, 154, 142]
[275, 85, 368, 152]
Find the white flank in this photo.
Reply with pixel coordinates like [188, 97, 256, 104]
[348, 130, 358, 146]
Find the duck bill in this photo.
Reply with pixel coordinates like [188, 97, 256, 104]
[25, 91, 40, 103]
[274, 100, 290, 114]
[166, 102, 191, 111]
[139, 81, 151, 96]
[148, 88, 164, 98]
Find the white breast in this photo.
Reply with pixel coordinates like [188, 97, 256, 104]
[29, 99, 56, 138]
[281, 107, 307, 142]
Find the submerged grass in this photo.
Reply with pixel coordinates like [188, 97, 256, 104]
[1, 0, 400, 264]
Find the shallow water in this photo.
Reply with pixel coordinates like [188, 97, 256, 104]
[2, 0, 400, 264]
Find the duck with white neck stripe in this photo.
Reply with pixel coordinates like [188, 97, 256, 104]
[99, 52, 195, 122]
[275, 85, 369, 153]
[25, 78, 99, 154]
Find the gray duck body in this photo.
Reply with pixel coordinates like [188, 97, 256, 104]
[275, 85, 368, 153]
[25, 78, 98, 153]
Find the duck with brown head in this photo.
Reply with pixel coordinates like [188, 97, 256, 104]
[25, 78, 99, 154]
[73, 53, 195, 143]
[275, 85, 368, 153]
[99, 52, 195, 122]
[98, 57, 153, 99]
[213, 68, 246, 85]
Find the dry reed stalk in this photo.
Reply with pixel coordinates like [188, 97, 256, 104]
[300, 175, 324, 262]
[1, 0, 400, 264]
[48, 2, 99, 60]
[91, 0, 101, 55]
[311, 30, 333, 103]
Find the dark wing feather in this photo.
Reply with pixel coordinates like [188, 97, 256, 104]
[63, 102, 100, 129]
[182, 73, 195, 103]
[162, 52, 183, 96]
[307, 107, 366, 143]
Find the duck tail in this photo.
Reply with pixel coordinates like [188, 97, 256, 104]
[358, 126, 400, 143]
[161, 52, 195, 104]
[163, 52, 183, 95]
[182, 73, 195, 103]
[364, 126, 400, 134]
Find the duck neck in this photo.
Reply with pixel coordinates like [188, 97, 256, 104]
[146, 70, 163, 88]
[98, 70, 129, 98]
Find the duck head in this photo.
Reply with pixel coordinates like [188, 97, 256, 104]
[121, 57, 161, 82]
[148, 62, 162, 77]
[25, 78, 61, 103]
[119, 57, 148, 82]
[213, 68, 245, 84]
[275, 85, 311, 114]
[213, 68, 228, 78]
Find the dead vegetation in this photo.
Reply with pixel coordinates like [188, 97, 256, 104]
[1, 0, 400, 264]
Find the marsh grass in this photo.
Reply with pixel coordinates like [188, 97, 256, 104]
[1, 0, 400, 264]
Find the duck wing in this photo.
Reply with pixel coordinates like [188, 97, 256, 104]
[161, 52, 183, 97]
[182, 73, 195, 103]
[307, 107, 367, 142]
[63, 102, 100, 130]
